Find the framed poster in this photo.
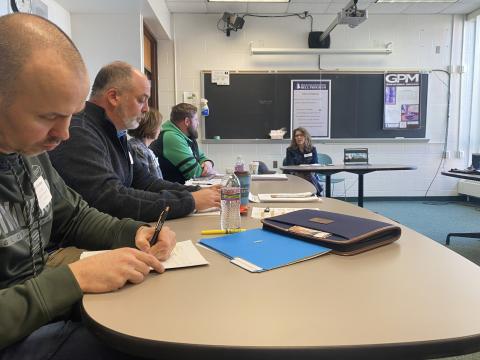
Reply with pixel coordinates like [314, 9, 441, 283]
[291, 79, 331, 138]
[383, 72, 421, 129]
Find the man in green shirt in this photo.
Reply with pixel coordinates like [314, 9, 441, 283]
[150, 103, 217, 184]
[0, 13, 175, 359]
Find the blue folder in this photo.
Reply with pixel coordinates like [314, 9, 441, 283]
[199, 228, 331, 272]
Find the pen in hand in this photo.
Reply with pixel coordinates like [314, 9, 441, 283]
[150, 206, 170, 246]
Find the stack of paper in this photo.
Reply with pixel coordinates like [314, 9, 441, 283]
[250, 207, 322, 219]
[251, 174, 288, 181]
[185, 177, 223, 187]
[249, 192, 321, 203]
[79, 240, 209, 270]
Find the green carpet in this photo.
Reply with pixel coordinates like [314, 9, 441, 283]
[363, 200, 480, 359]
[364, 200, 480, 266]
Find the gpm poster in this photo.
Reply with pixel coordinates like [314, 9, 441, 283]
[383, 72, 421, 130]
[291, 80, 331, 138]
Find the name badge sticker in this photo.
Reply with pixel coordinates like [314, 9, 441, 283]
[33, 176, 52, 211]
[304, 153, 312, 158]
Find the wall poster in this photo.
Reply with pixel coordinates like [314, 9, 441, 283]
[384, 72, 421, 129]
[291, 79, 331, 138]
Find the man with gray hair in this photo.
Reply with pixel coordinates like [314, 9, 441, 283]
[0, 13, 175, 359]
[49, 61, 221, 222]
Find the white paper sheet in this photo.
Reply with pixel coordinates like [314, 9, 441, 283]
[254, 193, 321, 203]
[189, 207, 220, 216]
[250, 207, 322, 219]
[251, 174, 288, 181]
[79, 240, 209, 270]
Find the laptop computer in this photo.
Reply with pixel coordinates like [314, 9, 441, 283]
[344, 148, 369, 166]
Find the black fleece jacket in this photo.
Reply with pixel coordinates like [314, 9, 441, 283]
[49, 102, 199, 221]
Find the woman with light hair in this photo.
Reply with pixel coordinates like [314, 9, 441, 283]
[128, 108, 164, 179]
[284, 127, 323, 195]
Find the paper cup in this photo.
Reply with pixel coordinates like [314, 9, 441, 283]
[249, 162, 259, 175]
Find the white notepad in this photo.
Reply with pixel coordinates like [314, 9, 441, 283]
[80, 240, 209, 270]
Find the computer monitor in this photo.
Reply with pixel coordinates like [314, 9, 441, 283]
[472, 153, 480, 170]
[344, 148, 369, 165]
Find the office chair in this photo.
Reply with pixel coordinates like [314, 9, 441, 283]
[317, 153, 346, 200]
[282, 158, 292, 174]
[282, 155, 346, 199]
[254, 160, 276, 174]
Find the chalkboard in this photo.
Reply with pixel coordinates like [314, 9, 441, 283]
[202, 72, 428, 139]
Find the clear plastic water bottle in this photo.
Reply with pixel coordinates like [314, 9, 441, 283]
[200, 98, 209, 116]
[220, 172, 241, 230]
[234, 155, 245, 172]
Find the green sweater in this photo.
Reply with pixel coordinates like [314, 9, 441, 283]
[0, 152, 144, 349]
[150, 120, 211, 183]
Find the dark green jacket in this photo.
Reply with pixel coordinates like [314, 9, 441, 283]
[0, 152, 144, 349]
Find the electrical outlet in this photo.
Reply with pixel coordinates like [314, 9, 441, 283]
[273, 160, 278, 168]
[447, 65, 454, 73]
[443, 151, 451, 159]
[457, 65, 466, 74]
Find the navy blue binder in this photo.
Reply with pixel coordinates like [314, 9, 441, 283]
[199, 228, 331, 272]
[262, 209, 401, 255]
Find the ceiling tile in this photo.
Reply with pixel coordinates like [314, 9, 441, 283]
[56, 0, 141, 13]
[167, 1, 207, 13]
[206, 2, 248, 13]
[440, 1, 480, 14]
[401, 2, 454, 13]
[325, 2, 346, 12]
[246, 3, 289, 13]
[287, 2, 330, 13]
[367, 3, 410, 13]
[57, 0, 479, 16]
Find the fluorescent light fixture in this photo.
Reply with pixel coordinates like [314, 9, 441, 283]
[208, 0, 290, 2]
[376, 0, 457, 2]
[251, 47, 392, 55]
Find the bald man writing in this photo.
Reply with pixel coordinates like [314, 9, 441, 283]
[0, 14, 175, 359]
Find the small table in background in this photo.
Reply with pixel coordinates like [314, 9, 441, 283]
[281, 164, 417, 207]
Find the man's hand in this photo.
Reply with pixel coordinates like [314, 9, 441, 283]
[191, 185, 221, 210]
[200, 161, 215, 177]
[134, 225, 176, 261]
[69, 248, 164, 293]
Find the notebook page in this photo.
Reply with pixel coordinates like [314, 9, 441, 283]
[79, 240, 208, 270]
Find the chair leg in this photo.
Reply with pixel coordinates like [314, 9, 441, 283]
[446, 232, 480, 245]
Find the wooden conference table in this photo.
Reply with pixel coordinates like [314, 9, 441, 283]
[82, 175, 480, 360]
[442, 170, 480, 244]
[281, 164, 417, 207]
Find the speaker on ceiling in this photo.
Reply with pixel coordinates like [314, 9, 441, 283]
[308, 31, 330, 49]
